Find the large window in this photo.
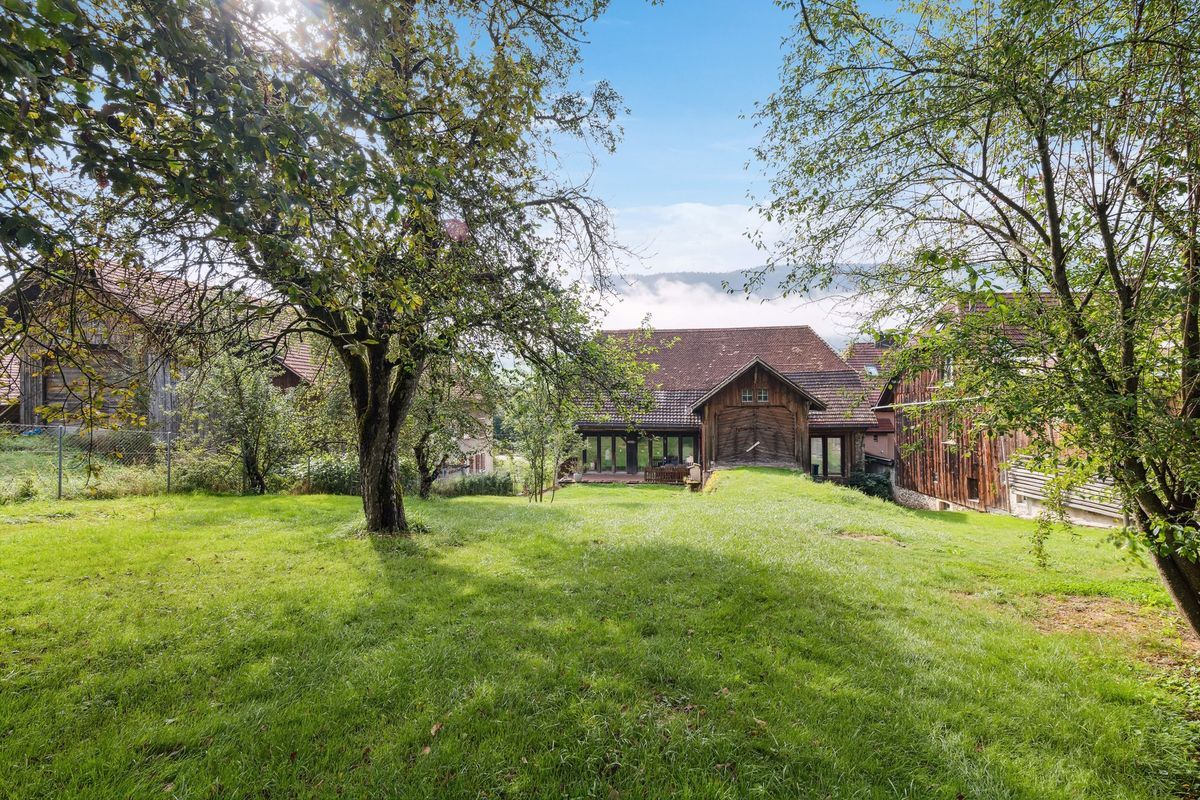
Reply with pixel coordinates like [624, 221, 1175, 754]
[810, 436, 845, 478]
[601, 437, 614, 471]
[615, 438, 627, 470]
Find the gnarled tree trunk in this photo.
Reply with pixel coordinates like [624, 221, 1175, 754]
[345, 343, 423, 534]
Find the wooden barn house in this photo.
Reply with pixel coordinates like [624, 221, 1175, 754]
[0, 263, 318, 430]
[575, 326, 877, 482]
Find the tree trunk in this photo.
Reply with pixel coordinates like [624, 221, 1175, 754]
[346, 344, 423, 534]
[359, 417, 406, 533]
[1151, 550, 1200, 638]
[413, 433, 438, 500]
[241, 443, 267, 494]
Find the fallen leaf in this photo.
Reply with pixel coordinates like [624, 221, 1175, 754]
[430, 722, 443, 737]
[421, 746, 431, 756]
[754, 718, 767, 728]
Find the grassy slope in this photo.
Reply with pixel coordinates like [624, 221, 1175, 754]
[0, 469, 1196, 799]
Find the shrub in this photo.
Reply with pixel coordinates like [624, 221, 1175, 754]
[433, 472, 514, 498]
[296, 453, 360, 495]
[1, 477, 37, 505]
[847, 471, 893, 501]
[172, 449, 245, 494]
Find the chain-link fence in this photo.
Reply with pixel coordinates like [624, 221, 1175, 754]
[0, 423, 174, 501]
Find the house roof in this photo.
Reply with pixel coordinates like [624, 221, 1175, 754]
[689, 358, 827, 412]
[579, 327, 877, 430]
[8, 262, 322, 385]
[606, 325, 856, 390]
[787, 370, 878, 428]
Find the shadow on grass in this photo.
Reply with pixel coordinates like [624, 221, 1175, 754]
[1, 490, 1192, 799]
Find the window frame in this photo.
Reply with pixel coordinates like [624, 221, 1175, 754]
[809, 435, 847, 478]
[757, 387, 769, 403]
[740, 387, 754, 403]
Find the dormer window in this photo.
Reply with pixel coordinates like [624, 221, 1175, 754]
[757, 388, 769, 403]
[740, 388, 754, 403]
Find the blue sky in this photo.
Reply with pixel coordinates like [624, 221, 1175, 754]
[570, 0, 791, 209]
[563, 1, 868, 343]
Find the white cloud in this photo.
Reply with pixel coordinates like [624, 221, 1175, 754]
[600, 278, 871, 349]
[614, 203, 777, 274]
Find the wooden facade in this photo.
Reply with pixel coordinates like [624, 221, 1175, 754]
[889, 368, 1124, 523]
[891, 369, 1018, 512]
[698, 364, 810, 468]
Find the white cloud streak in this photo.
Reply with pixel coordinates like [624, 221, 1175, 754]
[614, 203, 777, 274]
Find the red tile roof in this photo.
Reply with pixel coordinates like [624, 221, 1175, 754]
[844, 341, 888, 374]
[606, 325, 856, 390]
[12, 263, 323, 385]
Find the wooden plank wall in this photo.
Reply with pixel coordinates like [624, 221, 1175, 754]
[700, 366, 807, 467]
[892, 368, 1015, 512]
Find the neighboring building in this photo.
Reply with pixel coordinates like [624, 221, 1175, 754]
[2, 263, 320, 430]
[843, 339, 896, 472]
[576, 326, 877, 482]
[880, 357, 1125, 527]
[0, 354, 18, 422]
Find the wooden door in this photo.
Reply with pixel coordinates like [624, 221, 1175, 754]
[716, 407, 796, 465]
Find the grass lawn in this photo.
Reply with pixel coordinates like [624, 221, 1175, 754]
[1, 469, 1197, 799]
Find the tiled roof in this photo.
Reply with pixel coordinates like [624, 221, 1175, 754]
[843, 340, 892, 399]
[578, 389, 706, 429]
[787, 370, 878, 428]
[844, 341, 887, 374]
[12, 263, 323, 386]
[276, 337, 321, 383]
[606, 325, 854, 389]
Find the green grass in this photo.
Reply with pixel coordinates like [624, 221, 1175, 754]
[0, 469, 1197, 799]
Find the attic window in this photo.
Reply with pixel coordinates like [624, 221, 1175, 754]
[757, 388, 769, 403]
[865, 365, 880, 377]
[740, 388, 754, 403]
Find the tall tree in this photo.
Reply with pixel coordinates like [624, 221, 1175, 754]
[757, 0, 1200, 634]
[2, 0, 637, 532]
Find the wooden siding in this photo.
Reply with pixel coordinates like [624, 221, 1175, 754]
[699, 365, 807, 467]
[892, 368, 1015, 511]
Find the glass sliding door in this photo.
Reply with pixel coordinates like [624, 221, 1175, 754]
[651, 436, 664, 466]
[615, 438, 627, 471]
[601, 437, 614, 471]
[827, 437, 843, 476]
[682, 436, 695, 464]
[809, 435, 844, 478]
[637, 437, 649, 473]
[665, 436, 680, 465]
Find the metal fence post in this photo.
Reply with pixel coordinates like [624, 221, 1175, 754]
[165, 430, 172, 494]
[56, 425, 64, 500]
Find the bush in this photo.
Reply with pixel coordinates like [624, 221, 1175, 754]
[172, 449, 244, 494]
[296, 453, 360, 495]
[847, 471, 893, 501]
[433, 472, 515, 498]
[0, 477, 37, 505]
